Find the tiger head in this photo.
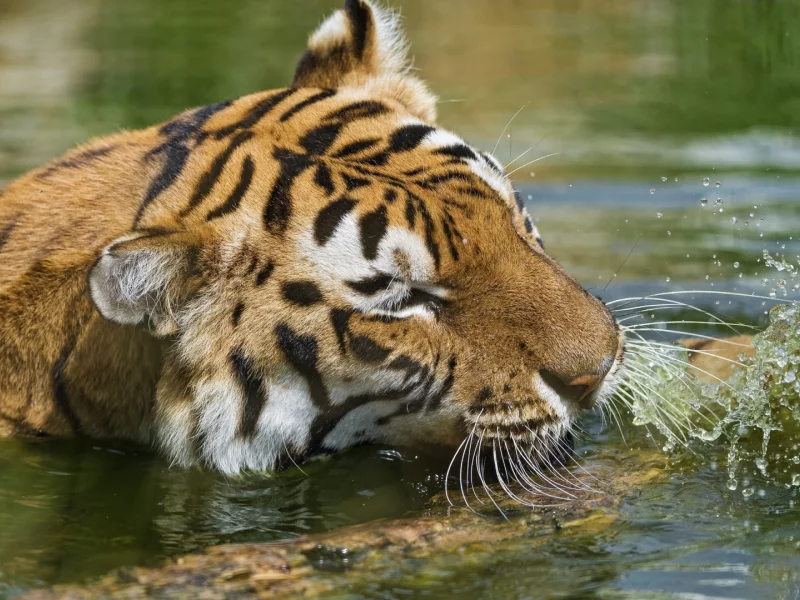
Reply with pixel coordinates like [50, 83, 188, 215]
[89, 0, 624, 475]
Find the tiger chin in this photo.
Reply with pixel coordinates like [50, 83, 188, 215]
[0, 0, 624, 476]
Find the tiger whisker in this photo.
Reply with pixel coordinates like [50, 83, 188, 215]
[492, 103, 529, 155]
[505, 153, 561, 177]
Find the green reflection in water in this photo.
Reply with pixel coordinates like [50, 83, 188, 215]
[0, 0, 799, 597]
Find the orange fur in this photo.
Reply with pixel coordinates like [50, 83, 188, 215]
[0, 1, 621, 471]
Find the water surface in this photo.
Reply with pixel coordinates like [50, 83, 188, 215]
[0, 0, 799, 597]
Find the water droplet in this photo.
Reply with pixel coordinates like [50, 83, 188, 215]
[529, 172, 535, 178]
[702, 177, 710, 187]
[742, 486, 755, 498]
[731, 216, 738, 224]
[716, 181, 721, 188]
[792, 473, 800, 487]
[727, 478, 738, 491]
[667, 230, 672, 236]
[665, 276, 671, 283]
[650, 189, 656, 195]
[761, 278, 769, 286]
[661, 176, 668, 182]
[700, 198, 708, 207]
[656, 212, 663, 218]
[734, 262, 740, 268]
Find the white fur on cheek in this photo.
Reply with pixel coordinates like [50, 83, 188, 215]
[299, 213, 373, 284]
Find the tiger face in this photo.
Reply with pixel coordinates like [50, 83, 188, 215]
[85, 0, 624, 474]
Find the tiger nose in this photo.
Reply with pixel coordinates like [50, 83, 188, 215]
[541, 355, 614, 410]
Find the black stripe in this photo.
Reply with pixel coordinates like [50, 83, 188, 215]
[282, 281, 324, 306]
[514, 190, 525, 211]
[405, 195, 417, 229]
[434, 145, 477, 161]
[525, 216, 534, 234]
[348, 164, 405, 185]
[52, 339, 82, 435]
[232, 303, 245, 327]
[255, 262, 274, 286]
[388, 355, 424, 379]
[416, 198, 440, 270]
[384, 188, 398, 204]
[343, 174, 370, 190]
[314, 197, 357, 245]
[376, 364, 437, 426]
[213, 88, 299, 139]
[206, 155, 255, 221]
[139, 141, 190, 224]
[231, 350, 266, 439]
[325, 100, 388, 123]
[315, 163, 335, 196]
[279, 89, 336, 122]
[444, 211, 466, 242]
[333, 138, 380, 158]
[331, 308, 353, 354]
[389, 124, 435, 153]
[426, 357, 456, 412]
[346, 273, 393, 295]
[417, 171, 472, 189]
[264, 148, 313, 233]
[349, 335, 391, 363]
[360, 151, 389, 166]
[300, 122, 343, 156]
[0, 218, 17, 253]
[183, 130, 254, 216]
[37, 145, 115, 180]
[136, 101, 232, 226]
[359, 205, 388, 261]
[454, 185, 488, 199]
[480, 151, 503, 173]
[440, 215, 460, 261]
[275, 324, 329, 409]
[387, 355, 424, 378]
[329, 309, 352, 355]
[344, 0, 371, 59]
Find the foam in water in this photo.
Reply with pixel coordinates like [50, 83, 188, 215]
[620, 300, 799, 491]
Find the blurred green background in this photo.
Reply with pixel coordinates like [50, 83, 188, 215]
[1, 0, 799, 183]
[1, 1, 799, 598]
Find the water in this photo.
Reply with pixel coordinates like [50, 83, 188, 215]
[1, 0, 800, 597]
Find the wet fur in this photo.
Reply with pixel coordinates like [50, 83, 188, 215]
[0, 1, 621, 472]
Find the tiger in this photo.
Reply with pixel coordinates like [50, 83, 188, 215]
[0, 0, 624, 475]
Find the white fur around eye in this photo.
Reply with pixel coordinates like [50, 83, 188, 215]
[374, 226, 433, 282]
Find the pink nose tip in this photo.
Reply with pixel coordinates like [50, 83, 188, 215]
[567, 374, 603, 408]
[541, 355, 614, 410]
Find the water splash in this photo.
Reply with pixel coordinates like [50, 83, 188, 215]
[620, 302, 800, 489]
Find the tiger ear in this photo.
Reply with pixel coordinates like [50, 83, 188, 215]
[88, 230, 200, 338]
[292, 0, 437, 123]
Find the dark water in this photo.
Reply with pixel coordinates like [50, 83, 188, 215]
[1, 0, 799, 597]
